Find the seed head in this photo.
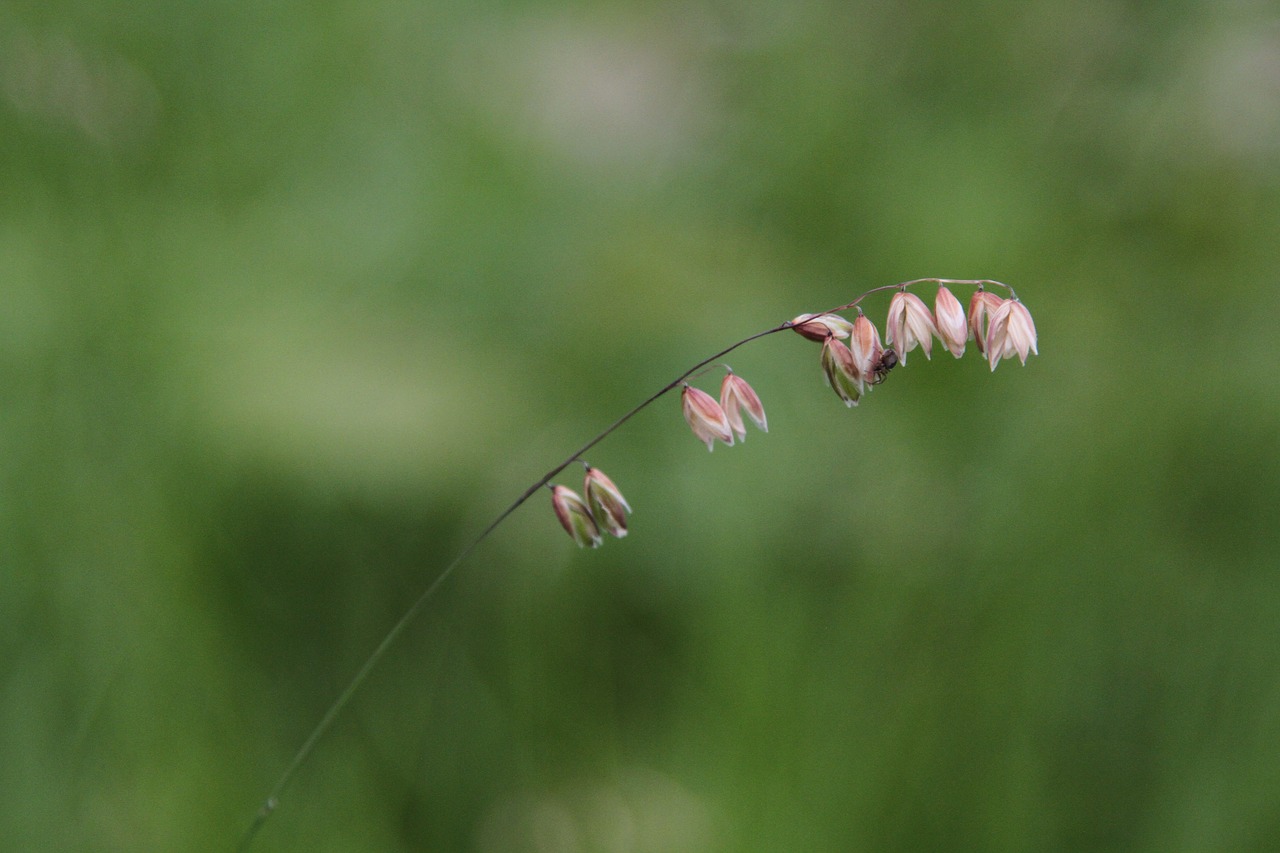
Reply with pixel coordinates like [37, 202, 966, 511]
[820, 336, 863, 407]
[885, 291, 938, 364]
[967, 290, 1004, 355]
[848, 312, 884, 390]
[720, 372, 768, 441]
[583, 465, 631, 539]
[985, 298, 1038, 370]
[681, 384, 735, 451]
[551, 485, 602, 548]
[791, 312, 854, 342]
[933, 286, 967, 358]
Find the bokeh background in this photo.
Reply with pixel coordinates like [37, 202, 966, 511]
[4, 1, 1280, 850]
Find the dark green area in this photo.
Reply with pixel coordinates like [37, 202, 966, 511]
[3, 1, 1279, 850]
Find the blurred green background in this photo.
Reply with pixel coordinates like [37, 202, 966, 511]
[4, 1, 1280, 850]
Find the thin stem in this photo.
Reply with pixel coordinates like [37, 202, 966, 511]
[823, 278, 1014, 315]
[236, 321, 789, 851]
[236, 277, 1010, 850]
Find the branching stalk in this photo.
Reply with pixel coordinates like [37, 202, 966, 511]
[236, 277, 1024, 851]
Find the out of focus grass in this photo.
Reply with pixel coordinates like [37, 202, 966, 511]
[3, 1, 1279, 850]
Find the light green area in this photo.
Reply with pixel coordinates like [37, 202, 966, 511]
[3, 1, 1279, 850]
